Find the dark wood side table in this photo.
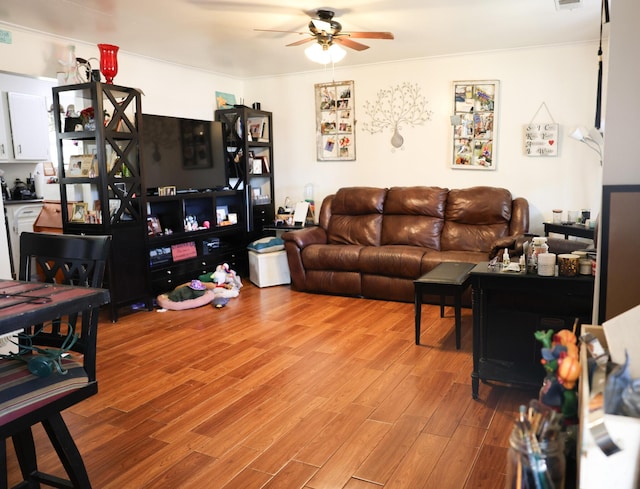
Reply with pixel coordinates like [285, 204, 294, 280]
[414, 262, 475, 349]
[263, 223, 311, 237]
[469, 262, 594, 399]
[543, 222, 595, 240]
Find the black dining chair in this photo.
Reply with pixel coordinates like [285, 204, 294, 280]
[0, 232, 111, 489]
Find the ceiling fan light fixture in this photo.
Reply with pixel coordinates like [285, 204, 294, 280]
[305, 42, 346, 64]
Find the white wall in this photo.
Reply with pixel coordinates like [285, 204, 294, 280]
[245, 42, 602, 236]
[602, 0, 639, 185]
[0, 23, 603, 239]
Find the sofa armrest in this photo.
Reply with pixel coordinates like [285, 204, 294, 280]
[282, 226, 327, 291]
[489, 234, 529, 259]
[282, 226, 327, 249]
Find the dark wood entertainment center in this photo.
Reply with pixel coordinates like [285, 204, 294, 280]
[146, 107, 276, 295]
[53, 82, 276, 307]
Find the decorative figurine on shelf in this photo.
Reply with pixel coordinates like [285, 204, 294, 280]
[535, 327, 580, 421]
[80, 107, 95, 131]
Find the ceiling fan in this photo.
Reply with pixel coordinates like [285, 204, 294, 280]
[256, 9, 394, 52]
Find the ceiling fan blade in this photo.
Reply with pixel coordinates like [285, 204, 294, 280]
[334, 37, 369, 51]
[254, 28, 307, 35]
[345, 31, 394, 40]
[286, 37, 316, 47]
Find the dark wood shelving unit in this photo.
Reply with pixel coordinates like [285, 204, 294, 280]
[215, 107, 275, 241]
[52, 81, 151, 321]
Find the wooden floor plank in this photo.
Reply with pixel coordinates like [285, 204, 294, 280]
[4, 283, 538, 489]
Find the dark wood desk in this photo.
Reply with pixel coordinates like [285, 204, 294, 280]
[543, 222, 595, 240]
[0, 279, 110, 336]
[469, 262, 594, 399]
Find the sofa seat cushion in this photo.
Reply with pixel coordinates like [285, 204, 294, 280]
[359, 245, 427, 278]
[301, 244, 363, 271]
[381, 186, 448, 249]
[441, 186, 513, 252]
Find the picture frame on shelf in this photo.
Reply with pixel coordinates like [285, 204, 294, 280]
[252, 157, 263, 175]
[451, 80, 499, 170]
[260, 155, 270, 173]
[70, 202, 88, 222]
[216, 205, 228, 225]
[67, 154, 97, 177]
[108, 199, 120, 220]
[215, 91, 236, 109]
[113, 182, 127, 196]
[158, 186, 176, 196]
[147, 216, 162, 236]
[248, 118, 264, 141]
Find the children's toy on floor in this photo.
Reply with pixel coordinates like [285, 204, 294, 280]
[199, 263, 243, 308]
[156, 263, 243, 310]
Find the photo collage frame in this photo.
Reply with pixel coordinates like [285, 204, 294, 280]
[451, 80, 499, 170]
[315, 80, 355, 161]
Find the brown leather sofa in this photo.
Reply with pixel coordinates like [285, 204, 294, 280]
[282, 186, 529, 303]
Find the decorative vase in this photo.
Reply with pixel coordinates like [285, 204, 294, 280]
[391, 126, 404, 148]
[97, 43, 119, 84]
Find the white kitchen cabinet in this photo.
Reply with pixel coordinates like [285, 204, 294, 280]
[4, 92, 50, 161]
[0, 95, 9, 161]
[5, 201, 43, 278]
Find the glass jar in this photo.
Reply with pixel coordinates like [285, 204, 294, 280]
[505, 427, 565, 489]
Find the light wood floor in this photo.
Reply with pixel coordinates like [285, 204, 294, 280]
[6, 283, 537, 489]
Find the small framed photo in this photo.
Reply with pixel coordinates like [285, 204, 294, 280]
[70, 202, 88, 222]
[113, 182, 127, 196]
[147, 216, 162, 236]
[228, 212, 238, 225]
[216, 205, 228, 225]
[252, 157, 263, 175]
[67, 154, 96, 177]
[158, 186, 176, 196]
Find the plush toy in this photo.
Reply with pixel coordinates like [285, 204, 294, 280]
[200, 263, 243, 291]
[156, 265, 243, 310]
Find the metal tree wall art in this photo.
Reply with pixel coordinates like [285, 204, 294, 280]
[361, 82, 432, 150]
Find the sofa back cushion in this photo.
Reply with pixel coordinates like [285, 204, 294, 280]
[381, 186, 448, 249]
[441, 186, 513, 252]
[326, 187, 387, 246]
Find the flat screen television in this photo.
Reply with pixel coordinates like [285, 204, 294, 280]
[141, 113, 228, 194]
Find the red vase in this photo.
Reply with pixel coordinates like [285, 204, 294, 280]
[98, 44, 119, 84]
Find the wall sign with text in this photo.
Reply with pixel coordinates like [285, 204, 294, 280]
[524, 123, 559, 157]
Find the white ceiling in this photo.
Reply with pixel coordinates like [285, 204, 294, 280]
[0, 0, 603, 78]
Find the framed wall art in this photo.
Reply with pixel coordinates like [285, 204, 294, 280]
[451, 80, 499, 170]
[315, 80, 355, 161]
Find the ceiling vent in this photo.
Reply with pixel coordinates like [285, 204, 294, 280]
[555, 0, 583, 10]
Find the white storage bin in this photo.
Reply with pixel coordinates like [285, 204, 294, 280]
[248, 250, 290, 287]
